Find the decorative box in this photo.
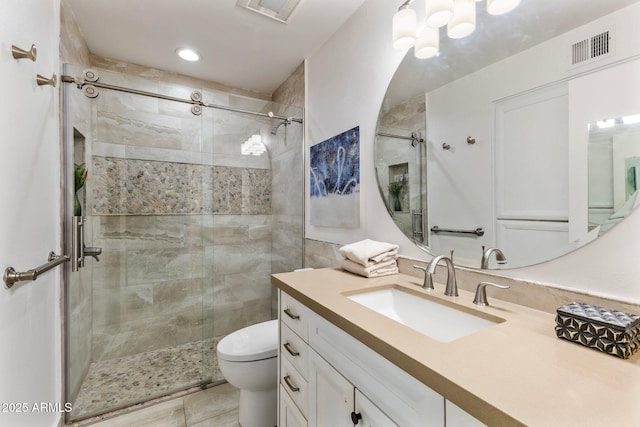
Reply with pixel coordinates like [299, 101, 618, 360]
[555, 302, 640, 359]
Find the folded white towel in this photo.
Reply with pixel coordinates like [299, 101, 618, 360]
[339, 239, 399, 267]
[341, 258, 398, 278]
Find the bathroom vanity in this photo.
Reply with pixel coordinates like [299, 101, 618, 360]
[272, 268, 640, 426]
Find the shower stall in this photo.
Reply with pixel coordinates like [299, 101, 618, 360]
[62, 65, 303, 422]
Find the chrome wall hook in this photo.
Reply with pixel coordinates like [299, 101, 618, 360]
[36, 73, 57, 87]
[11, 44, 37, 61]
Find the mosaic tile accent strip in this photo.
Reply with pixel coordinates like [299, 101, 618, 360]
[92, 157, 271, 215]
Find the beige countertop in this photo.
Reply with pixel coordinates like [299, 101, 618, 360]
[272, 268, 640, 427]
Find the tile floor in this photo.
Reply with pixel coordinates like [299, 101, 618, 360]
[71, 383, 240, 427]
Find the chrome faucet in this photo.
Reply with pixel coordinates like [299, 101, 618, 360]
[481, 247, 507, 269]
[428, 255, 458, 297]
[412, 264, 435, 290]
[473, 281, 510, 306]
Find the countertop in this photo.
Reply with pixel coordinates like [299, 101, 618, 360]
[271, 268, 640, 427]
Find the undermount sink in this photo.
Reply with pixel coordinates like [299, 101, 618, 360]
[346, 286, 503, 343]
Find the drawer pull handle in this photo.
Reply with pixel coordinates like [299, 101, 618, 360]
[283, 308, 300, 320]
[284, 341, 300, 357]
[283, 375, 300, 392]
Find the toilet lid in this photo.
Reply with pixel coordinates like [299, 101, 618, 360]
[216, 319, 278, 362]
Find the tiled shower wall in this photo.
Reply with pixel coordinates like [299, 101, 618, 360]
[84, 71, 281, 364]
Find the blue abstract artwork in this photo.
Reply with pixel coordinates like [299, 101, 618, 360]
[309, 126, 360, 228]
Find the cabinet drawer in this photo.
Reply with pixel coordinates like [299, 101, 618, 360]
[281, 291, 310, 341]
[281, 355, 308, 416]
[281, 323, 308, 379]
[279, 384, 308, 427]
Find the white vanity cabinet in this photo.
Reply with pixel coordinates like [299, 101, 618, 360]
[278, 290, 452, 427]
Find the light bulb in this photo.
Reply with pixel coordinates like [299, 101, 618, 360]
[415, 26, 439, 59]
[447, 0, 476, 39]
[392, 7, 417, 50]
[176, 48, 201, 62]
[487, 0, 520, 15]
[425, 0, 454, 28]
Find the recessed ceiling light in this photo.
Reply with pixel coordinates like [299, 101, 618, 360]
[176, 48, 201, 62]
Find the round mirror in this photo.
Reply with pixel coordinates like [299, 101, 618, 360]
[375, 0, 640, 269]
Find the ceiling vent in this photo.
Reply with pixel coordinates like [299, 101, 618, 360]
[236, 0, 303, 24]
[569, 28, 615, 68]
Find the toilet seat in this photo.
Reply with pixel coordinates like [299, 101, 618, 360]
[217, 319, 278, 362]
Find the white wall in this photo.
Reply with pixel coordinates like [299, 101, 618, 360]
[305, 0, 419, 252]
[306, 0, 640, 303]
[0, 1, 63, 426]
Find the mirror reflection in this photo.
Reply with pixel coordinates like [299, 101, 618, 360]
[588, 115, 640, 235]
[375, 0, 640, 269]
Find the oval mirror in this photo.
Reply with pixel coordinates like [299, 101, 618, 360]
[375, 0, 640, 269]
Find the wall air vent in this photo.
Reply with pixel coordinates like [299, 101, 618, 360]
[570, 28, 615, 68]
[236, 0, 303, 24]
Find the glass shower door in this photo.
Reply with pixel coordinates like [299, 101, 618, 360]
[64, 66, 212, 421]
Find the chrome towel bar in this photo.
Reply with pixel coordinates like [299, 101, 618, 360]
[3, 252, 70, 289]
[430, 226, 484, 237]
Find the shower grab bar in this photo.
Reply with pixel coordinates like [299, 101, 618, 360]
[430, 226, 485, 237]
[3, 252, 70, 289]
[61, 74, 303, 124]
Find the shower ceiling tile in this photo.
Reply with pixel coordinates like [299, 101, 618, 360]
[237, 0, 303, 23]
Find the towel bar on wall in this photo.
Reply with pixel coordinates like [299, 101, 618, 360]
[430, 226, 484, 237]
[3, 252, 69, 289]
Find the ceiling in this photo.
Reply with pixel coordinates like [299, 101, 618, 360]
[65, 0, 368, 95]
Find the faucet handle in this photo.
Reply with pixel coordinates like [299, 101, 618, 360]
[473, 281, 509, 306]
[413, 265, 434, 290]
[84, 246, 102, 262]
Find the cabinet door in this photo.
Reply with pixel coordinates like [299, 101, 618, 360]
[280, 384, 308, 427]
[308, 349, 354, 427]
[354, 389, 398, 427]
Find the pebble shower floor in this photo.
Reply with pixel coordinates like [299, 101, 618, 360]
[71, 338, 222, 420]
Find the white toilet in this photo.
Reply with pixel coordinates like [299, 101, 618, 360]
[216, 319, 278, 427]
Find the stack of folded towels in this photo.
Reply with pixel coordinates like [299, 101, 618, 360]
[339, 239, 399, 278]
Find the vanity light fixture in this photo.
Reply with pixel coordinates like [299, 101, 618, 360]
[447, 0, 476, 39]
[415, 26, 440, 59]
[176, 48, 201, 62]
[425, 0, 454, 28]
[486, 0, 520, 16]
[393, 1, 418, 50]
[393, 0, 520, 59]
